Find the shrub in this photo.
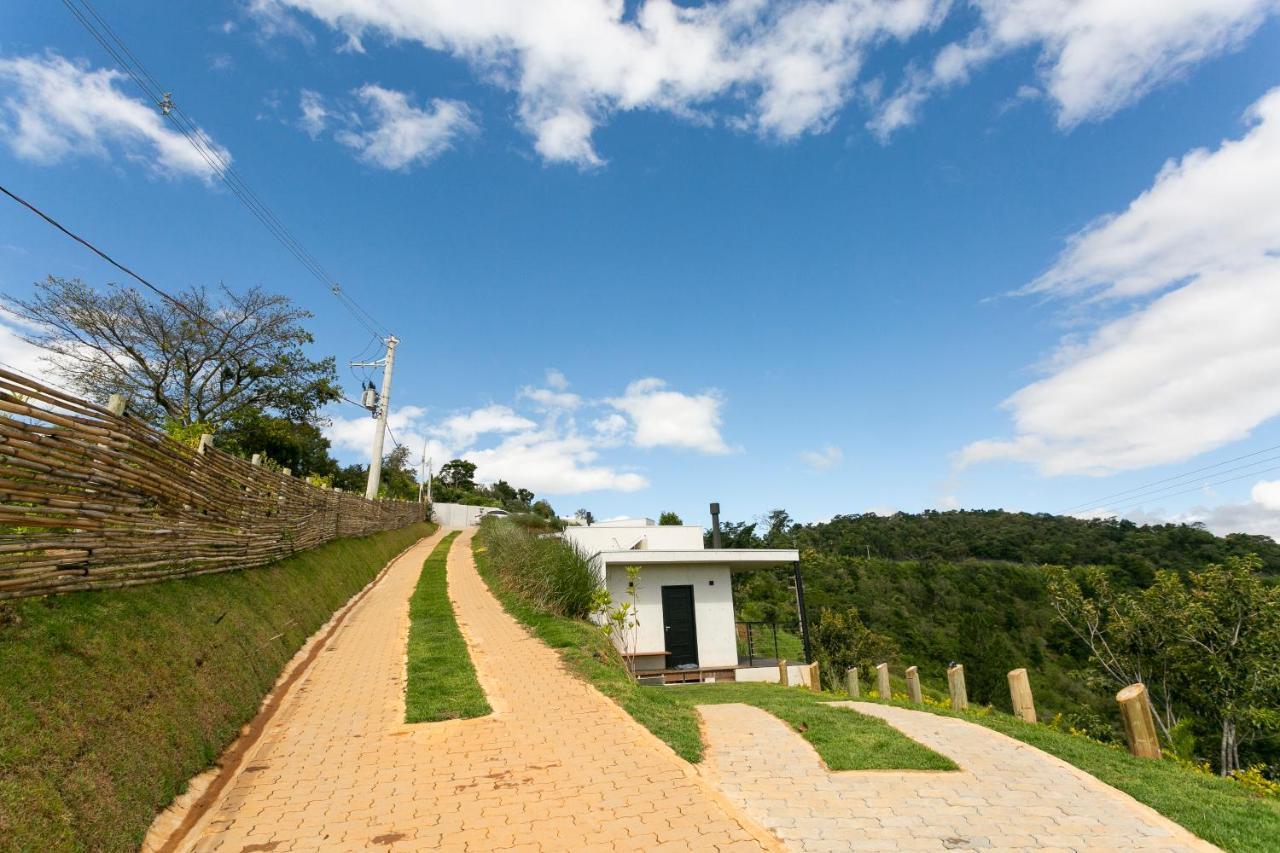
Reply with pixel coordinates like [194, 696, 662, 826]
[478, 519, 599, 619]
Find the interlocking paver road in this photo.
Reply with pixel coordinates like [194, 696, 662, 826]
[173, 529, 776, 852]
[697, 701, 1217, 852]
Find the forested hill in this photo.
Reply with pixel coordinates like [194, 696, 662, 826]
[721, 509, 1280, 576]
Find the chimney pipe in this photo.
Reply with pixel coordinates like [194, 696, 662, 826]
[710, 502, 722, 549]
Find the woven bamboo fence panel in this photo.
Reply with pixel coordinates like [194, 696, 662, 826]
[0, 368, 425, 599]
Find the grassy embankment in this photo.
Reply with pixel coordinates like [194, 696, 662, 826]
[472, 526, 952, 770]
[0, 521, 434, 853]
[404, 531, 490, 722]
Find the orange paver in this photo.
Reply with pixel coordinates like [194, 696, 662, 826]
[170, 528, 777, 852]
[697, 701, 1217, 852]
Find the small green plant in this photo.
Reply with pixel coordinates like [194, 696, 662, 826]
[598, 566, 641, 676]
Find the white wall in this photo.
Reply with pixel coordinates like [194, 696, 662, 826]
[737, 664, 815, 687]
[430, 503, 488, 528]
[564, 524, 705, 556]
[605, 563, 737, 669]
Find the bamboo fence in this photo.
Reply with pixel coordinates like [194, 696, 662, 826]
[0, 368, 424, 599]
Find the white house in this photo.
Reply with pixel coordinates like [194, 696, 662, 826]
[562, 517, 803, 683]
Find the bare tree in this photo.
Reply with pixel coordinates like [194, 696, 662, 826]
[5, 276, 339, 427]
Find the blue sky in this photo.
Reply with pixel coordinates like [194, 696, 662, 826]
[3, 1, 1280, 532]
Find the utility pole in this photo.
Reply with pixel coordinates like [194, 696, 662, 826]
[355, 336, 398, 500]
[418, 448, 431, 504]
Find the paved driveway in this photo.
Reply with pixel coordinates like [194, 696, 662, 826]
[696, 701, 1216, 852]
[157, 529, 775, 852]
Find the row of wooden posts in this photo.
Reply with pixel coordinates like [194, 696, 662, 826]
[777, 658, 1163, 761]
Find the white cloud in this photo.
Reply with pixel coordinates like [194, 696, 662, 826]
[298, 89, 330, 138]
[800, 444, 843, 471]
[1115, 482, 1280, 541]
[333, 85, 475, 169]
[466, 433, 648, 493]
[0, 309, 55, 380]
[437, 404, 535, 446]
[257, 0, 946, 166]
[960, 87, 1280, 476]
[609, 378, 730, 454]
[871, 0, 1279, 139]
[1250, 479, 1280, 511]
[323, 372, 727, 494]
[545, 368, 570, 390]
[520, 368, 582, 410]
[0, 52, 229, 181]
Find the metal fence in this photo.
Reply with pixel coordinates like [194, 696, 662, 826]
[0, 368, 424, 599]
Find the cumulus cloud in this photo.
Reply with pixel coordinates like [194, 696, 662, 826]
[256, 0, 947, 166]
[800, 444, 844, 471]
[0, 309, 55, 381]
[330, 85, 475, 169]
[323, 372, 726, 494]
[959, 87, 1280, 476]
[871, 0, 1279, 139]
[0, 52, 230, 180]
[437, 404, 535, 446]
[609, 378, 730, 454]
[1103, 479, 1280, 540]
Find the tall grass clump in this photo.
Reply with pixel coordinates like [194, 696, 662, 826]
[477, 519, 598, 618]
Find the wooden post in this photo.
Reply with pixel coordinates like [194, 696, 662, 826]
[197, 434, 214, 455]
[106, 394, 127, 416]
[282, 467, 291, 477]
[876, 662, 891, 700]
[1008, 668, 1037, 723]
[846, 667, 860, 698]
[251, 453, 262, 466]
[808, 661, 821, 693]
[778, 659, 789, 687]
[905, 666, 922, 703]
[1116, 683, 1162, 759]
[947, 664, 968, 711]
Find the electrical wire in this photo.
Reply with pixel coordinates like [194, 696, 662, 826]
[59, 0, 392, 341]
[0, 183, 202, 321]
[1060, 441, 1280, 514]
[1115, 463, 1280, 515]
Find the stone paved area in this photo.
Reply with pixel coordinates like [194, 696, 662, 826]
[696, 701, 1217, 852]
[175, 528, 776, 852]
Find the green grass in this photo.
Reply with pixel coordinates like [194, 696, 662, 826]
[0, 521, 434, 853]
[472, 534, 953, 771]
[405, 531, 490, 723]
[868, 695, 1280, 852]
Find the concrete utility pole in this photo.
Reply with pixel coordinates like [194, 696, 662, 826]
[363, 336, 398, 500]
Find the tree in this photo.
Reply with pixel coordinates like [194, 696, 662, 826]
[1046, 566, 1185, 743]
[658, 511, 683, 526]
[1171, 555, 1280, 775]
[6, 277, 339, 427]
[575, 508, 595, 525]
[377, 445, 419, 501]
[216, 410, 337, 477]
[516, 488, 535, 507]
[439, 459, 477, 490]
[811, 606, 899, 691]
[531, 499, 556, 519]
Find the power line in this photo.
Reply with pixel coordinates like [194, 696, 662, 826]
[1060, 441, 1280, 514]
[1116, 463, 1280, 515]
[0, 182, 201, 321]
[60, 0, 391, 340]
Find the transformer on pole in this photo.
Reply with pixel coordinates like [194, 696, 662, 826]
[350, 336, 398, 500]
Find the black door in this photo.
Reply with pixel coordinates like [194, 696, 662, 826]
[661, 585, 699, 669]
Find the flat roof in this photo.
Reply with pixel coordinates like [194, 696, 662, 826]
[595, 548, 799, 569]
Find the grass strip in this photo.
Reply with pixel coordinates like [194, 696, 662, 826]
[471, 535, 953, 770]
[0, 521, 434, 853]
[869, 695, 1280, 852]
[405, 531, 491, 722]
